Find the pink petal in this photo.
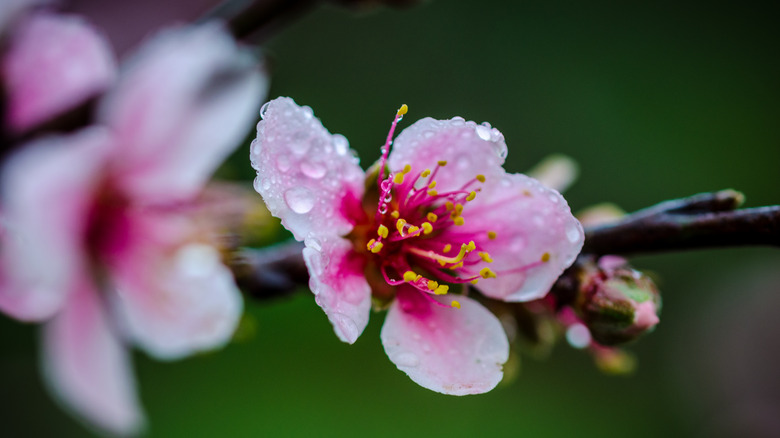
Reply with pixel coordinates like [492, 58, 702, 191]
[41, 275, 144, 435]
[458, 173, 584, 302]
[109, 211, 243, 360]
[381, 287, 509, 395]
[0, 128, 111, 321]
[99, 22, 268, 204]
[2, 12, 116, 133]
[304, 236, 372, 344]
[250, 97, 366, 242]
[387, 117, 508, 193]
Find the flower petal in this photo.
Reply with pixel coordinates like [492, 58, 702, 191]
[251, 97, 366, 242]
[2, 12, 116, 133]
[0, 128, 111, 321]
[304, 236, 372, 344]
[41, 276, 144, 435]
[387, 117, 507, 193]
[381, 287, 509, 395]
[459, 173, 584, 301]
[99, 22, 268, 203]
[109, 211, 243, 360]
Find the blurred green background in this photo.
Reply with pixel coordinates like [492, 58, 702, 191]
[2, 1, 779, 436]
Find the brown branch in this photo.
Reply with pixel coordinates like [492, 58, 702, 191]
[583, 190, 780, 255]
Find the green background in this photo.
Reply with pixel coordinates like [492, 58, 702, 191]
[2, 1, 779, 436]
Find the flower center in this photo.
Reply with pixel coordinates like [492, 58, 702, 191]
[360, 105, 500, 309]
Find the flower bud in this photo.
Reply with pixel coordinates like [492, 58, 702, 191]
[575, 256, 661, 345]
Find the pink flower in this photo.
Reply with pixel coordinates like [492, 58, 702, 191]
[2, 11, 116, 133]
[250, 98, 584, 394]
[0, 19, 267, 434]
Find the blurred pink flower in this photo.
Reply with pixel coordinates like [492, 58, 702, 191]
[251, 97, 583, 394]
[2, 11, 116, 133]
[0, 20, 267, 435]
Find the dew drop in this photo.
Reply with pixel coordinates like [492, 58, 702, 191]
[475, 125, 492, 141]
[284, 187, 315, 214]
[259, 102, 272, 120]
[566, 223, 582, 243]
[566, 324, 591, 349]
[301, 105, 314, 119]
[276, 155, 291, 172]
[383, 193, 393, 203]
[332, 134, 349, 155]
[423, 131, 434, 139]
[378, 203, 388, 214]
[304, 234, 322, 252]
[392, 352, 420, 367]
[301, 161, 327, 179]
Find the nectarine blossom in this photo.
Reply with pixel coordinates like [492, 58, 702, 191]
[251, 98, 584, 394]
[0, 20, 266, 434]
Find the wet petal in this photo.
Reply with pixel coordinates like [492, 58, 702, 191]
[0, 128, 111, 321]
[251, 97, 366, 242]
[381, 287, 509, 395]
[458, 173, 584, 302]
[2, 12, 116, 133]
[109, 211, 243, 360]
[304, 236, 371, 344]
[100, 22, 268, 203]
[41, 276, 144, 435]
[387, 117, 507, 194]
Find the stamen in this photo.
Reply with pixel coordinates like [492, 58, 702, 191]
[377, 225, 389, 239]
[437, 160, 448, 166]
[427, 189, 438, 197]
[391, 211, 400, 219]
[427, 280, 439, 291]
[366, 238, 376, 250]
[479, 267, 497, 279]
[453, 216, 465, 226]
[451, 300, 461, 309]
[371, 242, 384, 253]
[427, 212, 438, 222]
[478, 251, 493, 263]
[541, 252, 551, 262]
[377, 104, 408, 188]
[487, 231, 497, 240]
[445, 201, 454, 211]
[443, 243, 452, 253]
[396, 218, 407, 235]
[403, 271, 418, 282]
[421, 222, 433, 235]
[393, 172, 405, 184]
[434, 285, 449, 295]
[466, 191, 477, 202]
[428, 181, 437, 189]
[476, 174, 486, 183]
[421, 169, 431, 178]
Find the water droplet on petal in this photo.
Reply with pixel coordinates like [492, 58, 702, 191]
[301, 161, 327, 179]
[566, 323, 591, 349]
[301, 105, 314, 119]
[423, 131, 434, 139]
[259, 102, 271, 119]
[304, 234, 322, 252]
[332, 134, 349, 155]
[284, 187, 315, 214]
[383, 193, 393, 203]
[276, 155, 291, 172]
[392, 352, 420, 367]
[475, 125, 492, 141]
[378, 203, 388, 214]
[566, 223, 582, 243]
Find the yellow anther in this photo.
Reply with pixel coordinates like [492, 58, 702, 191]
[403, 271, 418, 282]
[415, 274, 422, 281]
[403, 164, 412, 174]
[377, 225, 389, 239]
[397, 104, 408, 116]
[541, 252, 551, 262]
[422, 222, 433, 235]
[371, 242, 384, 253]
[523, 189, 532, 197]
[434, 285, 449, 295]
[451, 300, 461, 309]
[438, 260, 447, 266]
[366, 238, 376, 250]
[437, 160, 448, 167]
[427, 189, 438, 197]
[453, 216, 465, 226]
[470, 279, 479, 285]
[396, 218, 407, 235]
[480, 267, 497, 279]
[427, 212, 438, 222]
[393, 173, 405, 184]
[445, 201, 454, 211]
[390, 211, 400, 219]
[443, 243, 452, 253]
[428, 181, 437, 189]
[408, 225, 420, 234]
[487, 231, 497, 240]
[478, 251, 493, 263]
[455, 204, 464, 215]
[466, 191, 477, 202]
[427, 280, 439, 291]
[476, 174, 486, 183]
[466, 241, 476, 251]
[451, 261, 464, 269]
[421, 169, 431, 178]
